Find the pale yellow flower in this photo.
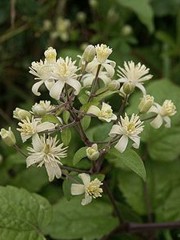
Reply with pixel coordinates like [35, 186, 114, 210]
[71, 173, 103, 205]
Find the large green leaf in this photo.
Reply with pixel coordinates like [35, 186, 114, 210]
[47, 197, 118, 240]
[106, 148, 146, 181]
[118, 159, 180, 217]
[0, 186, 52, 240]
[117, 0, 154, 32]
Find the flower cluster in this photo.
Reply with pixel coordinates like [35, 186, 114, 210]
[0, 43, 177, 206]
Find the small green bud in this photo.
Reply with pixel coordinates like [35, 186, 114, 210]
[82, 45, 95, 63]
[76, 12, 86, 23]
[138, 95, 154, 113]
[86, 144, 100, 161]
[0, 127, 16, 146]
[108, 80, 120, 91]
[13, 108, 31, 120]
[123, 82, 135, 95]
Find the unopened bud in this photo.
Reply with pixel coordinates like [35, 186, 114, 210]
[108, 80, 120, 91]
[86, 144, 100, 161]
[123, 82, 135, 95]
[0, 127, 16, 146]
[82, 45, 95, 63]
[138, 95, 154, 113]
[121, 25, 132, 36]
[44, 47, 57, 63]
[13, 108, 31, 120]
[89, 0, 98, 8]
[76, 12, 86, 23]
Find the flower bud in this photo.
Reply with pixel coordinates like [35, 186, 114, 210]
[89, 0, 98, 8]
[32, 101, 54, 116]
[122, 82, 135, 95]
[95, 44, 112, 64]
[82, 45, 95, 63]
[44, 47, 57, 63]
[138, 95, 154, 113]
[86, 144, 100, 161]
[0, 127, 16, 146]
[121, 25, 132, 36]
[108, 80, 120, 91]
[13, 108, 31, 120]
[76, 12, 86, 23]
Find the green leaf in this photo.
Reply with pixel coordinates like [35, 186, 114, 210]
[87, 122, 112, 141]
[46, 197, 118, 240]
[118, 160, 180, 216]
[62, 110, 70, 124]
[107, 148, 146, 181]
[61, 128, 71, 146]
[41, 114, 61, 124]
[62, 178, 73, 201]
[0, 186, 52, 240]
[81, 115, 91, 130]
[73, 146, 87, 165]
[117, 0, 154, 32]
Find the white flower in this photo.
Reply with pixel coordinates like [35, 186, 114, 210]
[49, 57, 81, 100]
[117, 61, 153, 95]
[87, 102, 117, 122]
[13, 107, 32, 120]
[138, 95, 154, 113]
[44, 47, 57, 64]
[29, 60, 55, 96]
[95, 44, 112, 64]
[82, 70, 112, 87]
[71, 173, 103, 205]
[86, 144, 100, 161]
[26, 134, 67, 181]
[17, 117, 55, 142]
[0, 127, 16, 146]
[32, 100, 55, 116]
[148, 100, 176, 129]
[109, 113, 144, 153]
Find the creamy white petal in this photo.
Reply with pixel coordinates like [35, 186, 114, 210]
[32, 81, 43, 96]
[109, 124, 122, 137]
[79, 173, 90, 186]
[136, 83, 146, 95]
[45, 161, 62, 182]
[81, 193, 92, 206]
[71, 184, 85, 195]
[114, 135, 128, 153]
[32, 133, 44, 151]
[36, 122, 55, 132]
[45, 79, 55, 90]
[150, 114, 163, 129]
[103, 63, 115, 77]
[164, 116, 171, 128]
[66, 78, 81, 95]
[87, 106, 100, 116]
[130, 136, 140, 149]
[49, 80, 65, 100]
[26, 152, 44, 167]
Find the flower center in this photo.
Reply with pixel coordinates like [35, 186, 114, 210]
[99, 109, 113, 119]
[86, 179, 103, 198]
[126, 122, 136, 134]
[43, 144, 51, 154]
[58, 63, 69, 77]
[161, 100, 176, 116]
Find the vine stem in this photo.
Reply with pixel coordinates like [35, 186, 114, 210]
[88, 64, 101, 102]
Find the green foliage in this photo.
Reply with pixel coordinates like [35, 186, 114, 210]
[61, 128, 72, 146]
[46, 197, 118, 240]
[0, 186, 52, 240]
[107, 148, 146, 181]
[73, 147, 87, 165]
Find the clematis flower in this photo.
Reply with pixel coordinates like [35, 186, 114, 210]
[17, 117, 55, 142]
[49, 57, 81, 100]
[71, 173, 103, 205]
[117, 61, 153, 95]
[82, 70, 113, 87]
[32, 100, 55, 116]
[148, 100, 176, 129]
[86, 144, 100, 161]
[95, 44, 112, 64]
[109, 113, 144, 153]
[87, 102, 117, 122]
[0, 127, 16, 146]
[26, 134, 67, 181]
[29, 47, 57, 96]
[138, 94, 154, 113]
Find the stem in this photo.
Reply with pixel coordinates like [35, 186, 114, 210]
[103, 181, 124, 224]
[13, 144, 27, 157]
[88, 64, 101, 101]
[61, 165, 90, 174]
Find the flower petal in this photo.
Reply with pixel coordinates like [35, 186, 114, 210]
[150, 114, 163, 129]
[109, 124, 122, 137]
[32, 81, 43, 96]
[114, 135, 128, 153]
[71, 184, 85, 195]
[81, 193, 92, 206]
[45, 161, 62, 182]
[78, 173, 90, 186]
[49, 81, 65, 100]
[26, 152, 43, 167]
[87, 106, 100, 116]
[66, 79, 81, 95]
